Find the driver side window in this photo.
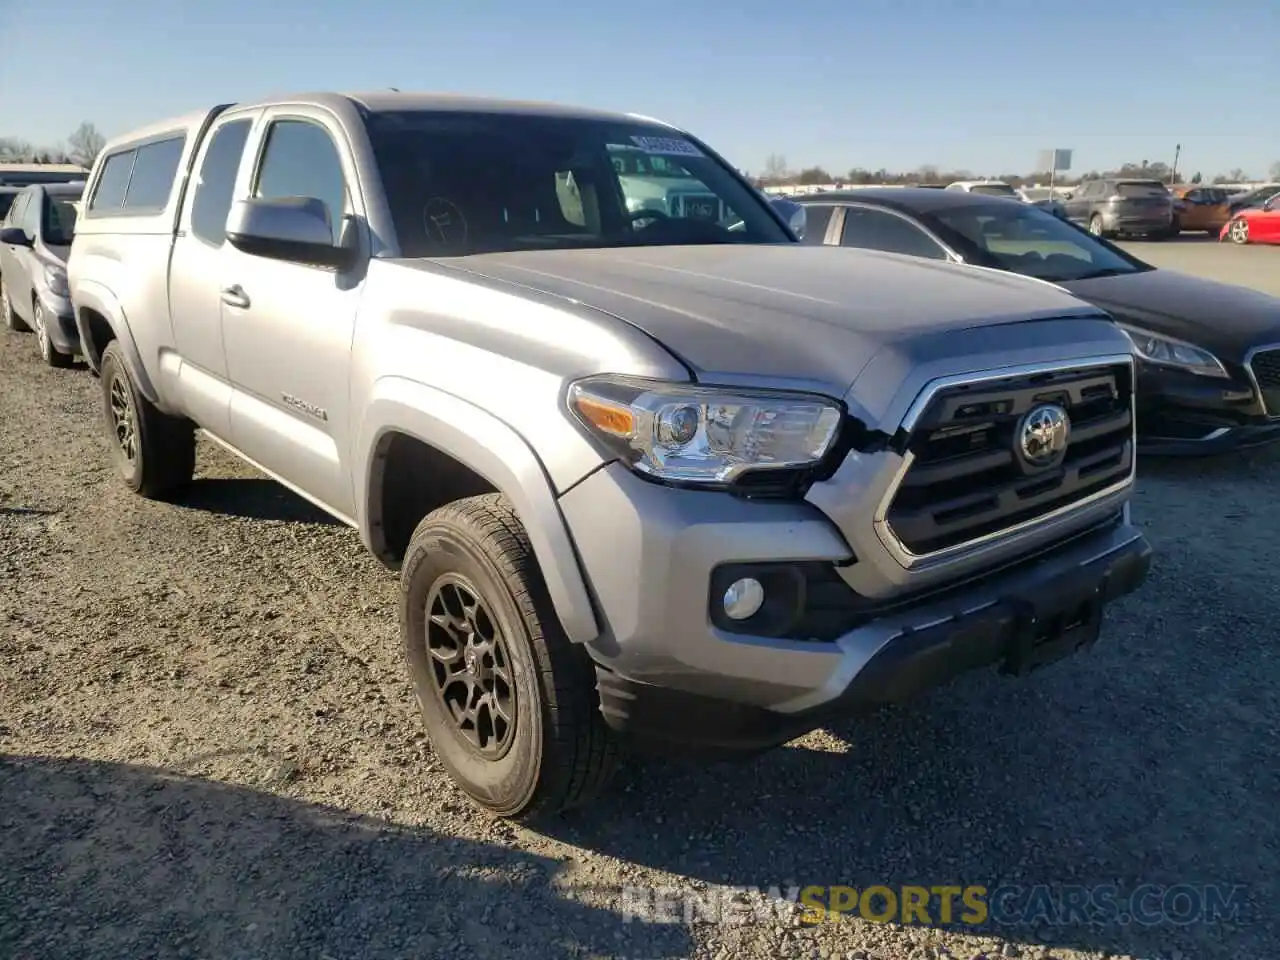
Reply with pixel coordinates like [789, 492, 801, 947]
[253, 119, 348, 245]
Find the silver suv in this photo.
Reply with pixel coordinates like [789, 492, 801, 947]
[66, 92, 1152, 819]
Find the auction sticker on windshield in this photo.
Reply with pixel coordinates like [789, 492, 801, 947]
[629, 135, 705, 157]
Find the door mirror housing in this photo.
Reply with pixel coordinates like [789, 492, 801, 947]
[225, 197, 354, 269]
[0, 226, 32, 247]
[769, 196, 807, 240]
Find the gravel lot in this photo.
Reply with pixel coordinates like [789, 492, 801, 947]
[3, 246, 1278, 960]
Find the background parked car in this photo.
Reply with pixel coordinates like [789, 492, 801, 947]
[1227, 183, 1280, 215]
[1017, 186, 1069, 219]
[1061, 177, 1176, 239]
[1221, 194, 1280, 245]
[0, 164, 88, 187]
[791, 188, 1280, 455]
[0, 181, 84, 367]
[1169, 184, 1232, 236]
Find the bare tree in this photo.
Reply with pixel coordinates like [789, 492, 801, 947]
[67, 121, 106, 167]
[0, 137, 35, 161]
[1228, 168, 1246, 182]
[1270, 160, 1280, 182]
[762, 153, 789, 182]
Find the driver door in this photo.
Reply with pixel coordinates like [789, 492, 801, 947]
[219, 107, 367, 521]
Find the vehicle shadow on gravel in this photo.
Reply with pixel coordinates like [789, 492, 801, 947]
[0, 754, 691, 960]
[543, 657, 1270, 960]
[176, 478, 342, 525]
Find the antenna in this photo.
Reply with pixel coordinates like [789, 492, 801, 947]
[388, 86, 400, 92]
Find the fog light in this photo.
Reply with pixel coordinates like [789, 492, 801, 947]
[723, 577, 765, 620]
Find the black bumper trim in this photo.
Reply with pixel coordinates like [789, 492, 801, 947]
[595, 532, 1152, 759]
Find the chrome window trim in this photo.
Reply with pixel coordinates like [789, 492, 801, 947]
[1242, 341, 1280, 419]
[872, 353, 1138, 571]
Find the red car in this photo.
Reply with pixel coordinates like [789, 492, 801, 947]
[1220, 194, 1280, 244]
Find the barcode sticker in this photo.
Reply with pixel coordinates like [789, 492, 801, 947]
[629, 135, 705, 158]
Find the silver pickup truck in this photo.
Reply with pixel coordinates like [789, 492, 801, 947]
[67, 92, 1152, 820]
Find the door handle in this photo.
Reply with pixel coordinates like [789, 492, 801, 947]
[220, 285, 250, 309]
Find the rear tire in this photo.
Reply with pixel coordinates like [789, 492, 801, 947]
[2, 277, 29, 332]
[99, 341, 196, 499]
[401, 493, 618, 821]
[33, 301, 73, 368]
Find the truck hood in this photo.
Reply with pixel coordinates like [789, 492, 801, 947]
[428, 244, 1103, 392]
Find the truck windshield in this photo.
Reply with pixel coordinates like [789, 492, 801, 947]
[363, 110, 791, 257]
[924, 202, 1152, 282]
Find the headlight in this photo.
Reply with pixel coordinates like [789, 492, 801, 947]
[567, 375, 844, 485]
[1117, 323, 1228, 378]
[43, 265, 70, 298]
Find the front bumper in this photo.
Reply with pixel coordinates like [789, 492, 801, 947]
[561, 463, 1151, 756]
[38, 290, 80, 355]
[1135, 362, 1280, 455]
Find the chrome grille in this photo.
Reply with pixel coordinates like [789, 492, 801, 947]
[1247, 347, 1280, 417]
[884, 362, 1135, 558]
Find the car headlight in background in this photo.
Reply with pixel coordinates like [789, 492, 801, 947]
[568, 375, 843, 485]
[1118, 323, 1228, 378]
[43, 264, 70, 298]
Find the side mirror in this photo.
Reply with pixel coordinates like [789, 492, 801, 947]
[225, 197, 353, 269]
[769, 196, 807, 240]
[0, 226, 32, 247]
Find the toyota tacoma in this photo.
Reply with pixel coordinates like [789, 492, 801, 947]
[66, 91, 1152, 819]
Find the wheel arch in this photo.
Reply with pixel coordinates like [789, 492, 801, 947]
[72, 281, 161, 402]
[358, 376, 603, 645]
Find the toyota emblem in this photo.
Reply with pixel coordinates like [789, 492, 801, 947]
[1018, 403, 1071, 468]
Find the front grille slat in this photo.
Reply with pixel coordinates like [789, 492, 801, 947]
[886, 363, 1134, 557]
[1248, 347, 1280, 417]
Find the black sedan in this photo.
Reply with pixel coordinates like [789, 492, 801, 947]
[793, 188, 1280, 455]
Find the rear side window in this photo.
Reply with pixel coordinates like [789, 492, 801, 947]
[840, 207, 949, 260]
[123, 137, 186, 210]
[191, 119, 253, 246]
[0, 193, 15, 221]
[90, 151, 135, 211]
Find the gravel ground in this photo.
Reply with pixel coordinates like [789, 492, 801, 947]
[2, 307, 1278, 960]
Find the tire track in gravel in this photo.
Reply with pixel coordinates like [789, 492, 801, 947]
[3, 325, 1278, 960]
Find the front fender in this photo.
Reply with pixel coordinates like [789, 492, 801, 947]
[73, 280, 163, 406]
[357, 376, 601, 644]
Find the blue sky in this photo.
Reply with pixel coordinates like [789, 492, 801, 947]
[3, 0, 1276, 179]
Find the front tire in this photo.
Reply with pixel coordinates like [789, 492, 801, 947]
[99, 341, 196, 498]
[1088, 214, 1107, 238]
[401, 493, 618, 820]
[1229, 218, 1250, 245]
[2, 277, 29, 332]
[33, 301, 73, 368]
